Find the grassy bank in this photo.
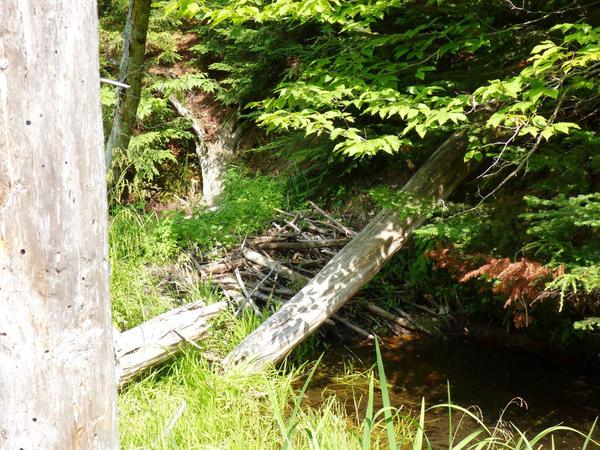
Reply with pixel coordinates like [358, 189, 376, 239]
[110, 172, 598, 449]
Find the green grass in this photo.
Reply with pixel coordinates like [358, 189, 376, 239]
[118, 311, 365, 450]
[168, 168, 290, 252]
[109, 207, 180, 330]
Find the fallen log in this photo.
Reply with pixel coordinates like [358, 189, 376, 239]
[115, 300, 227, 385]
[256, 238, 349, 250]
[242, 248, 308, 285]
[224, 134, 472, 372]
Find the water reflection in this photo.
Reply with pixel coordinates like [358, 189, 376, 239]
[302, 335, 600, 447]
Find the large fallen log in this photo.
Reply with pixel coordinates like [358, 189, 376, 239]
[115, 300, 227, 385]
[224, 134, 472, 372]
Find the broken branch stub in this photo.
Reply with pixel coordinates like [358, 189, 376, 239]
[224, 134, 472, 372]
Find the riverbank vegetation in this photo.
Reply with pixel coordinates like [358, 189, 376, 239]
[99, 0, 600, 447]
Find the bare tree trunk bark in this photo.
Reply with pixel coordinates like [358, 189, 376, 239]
[202, 112, 245, 206]
[104, 0, 152, 170]
[224, 134, 472, 372]
[116, 301, 227, 385]
[0, 1, 119, 448]
[168, 96, 245, 207]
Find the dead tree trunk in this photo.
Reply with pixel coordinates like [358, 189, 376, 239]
[225, 134, 472, 372]
[105, 0, 152, 170]
[202, 112, 245, 206]
[116, 301, 227, 385]
[169, 96, 245, 207]
[0, 2, 119, 447]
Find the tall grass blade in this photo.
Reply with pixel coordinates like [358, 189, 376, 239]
[447, 381, 453, 448]
[430, 403, 492, 435]
[269, 387, 295, 449]
[282, 355, 323, 450]
[513, 426, 533, 450]
[413, 397, 426, 450]
[582, 417, 597, 450]
[451, 429, 484, 450]
[361, 372, 376, 449]
[375, 339, 398, 449]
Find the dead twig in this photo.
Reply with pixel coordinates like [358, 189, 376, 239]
[308, 201, 356, 237]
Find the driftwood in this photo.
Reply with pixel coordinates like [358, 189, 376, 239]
[362, 302, 428, 335]
[332, 315, 377, 340]
[308, 201, 356, 237]
[115, 300, 227, 385]
[224, 134, 472, 372]
[197, 259, 243, 277]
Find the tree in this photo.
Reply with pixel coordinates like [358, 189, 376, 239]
[0, 1, 118, 447]
[105, 0, 152, 170]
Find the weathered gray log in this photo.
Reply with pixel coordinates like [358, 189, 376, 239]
[0, 2, 118, 446]
[256, 238, 349, 250]
[242, 248, 308, 284]
[116, 300, 227, 385]
[224, 134, 471, 372]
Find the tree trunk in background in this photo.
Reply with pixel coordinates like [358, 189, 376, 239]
[105, 0, 152, 170]
[224, 134, 473, 373]
[0, 1, 119, 448]
[169, 96, 245, 207]
[201, 112, 245, 206]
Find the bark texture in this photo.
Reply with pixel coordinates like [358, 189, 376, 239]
[104, 0, 152, 170]
[224, 134, 472, 372]
[116, 301, 227, 385]
[201, 112, 244, 206]
[0, 1, 119, 448]
[168, 96, 244, 206]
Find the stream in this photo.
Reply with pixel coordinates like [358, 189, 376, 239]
[303, 335, 600, 448]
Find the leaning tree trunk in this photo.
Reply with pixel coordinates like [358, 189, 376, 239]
[104, 0, 152, 170]
[0, 1, 118, 448]
[225, 134, 472, 372]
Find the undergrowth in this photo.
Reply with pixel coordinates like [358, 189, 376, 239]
[168, 168, 291, 251]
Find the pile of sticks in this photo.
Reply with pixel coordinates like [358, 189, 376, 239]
[194, 201, 355, 315]
[193, 202, 432, 340]
[115, 202, 437, 384]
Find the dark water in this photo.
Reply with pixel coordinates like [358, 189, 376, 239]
[303, 335, 600, 448]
